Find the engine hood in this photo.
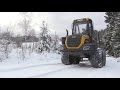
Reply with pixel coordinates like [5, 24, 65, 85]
[65, 34, 82, 47]
[65, 34, 89, 49]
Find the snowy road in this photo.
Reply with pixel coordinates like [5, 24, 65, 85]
[30, 58, 120, 78]
[0, 62, 75, 78]
[0, 51, 120, 78]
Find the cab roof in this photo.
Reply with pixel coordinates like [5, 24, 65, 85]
[74, 18, 92, 22]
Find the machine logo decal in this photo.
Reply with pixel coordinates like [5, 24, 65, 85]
[83, 46, 90, 50]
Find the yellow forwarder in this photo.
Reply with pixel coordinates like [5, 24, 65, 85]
[61, 18, 106, 68]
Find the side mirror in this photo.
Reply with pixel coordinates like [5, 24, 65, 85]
[66, 29, 68, 36]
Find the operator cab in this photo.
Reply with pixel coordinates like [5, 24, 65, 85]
[72, 18, 93, 37]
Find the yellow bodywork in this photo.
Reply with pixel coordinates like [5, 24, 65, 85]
[85, 18, 91, 20]
[65, 35, 89, 49]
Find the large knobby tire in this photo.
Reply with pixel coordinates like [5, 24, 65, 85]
[90, 48, 103, 68]
[61, 54, 72, 65]
[102, 50, 106, 66]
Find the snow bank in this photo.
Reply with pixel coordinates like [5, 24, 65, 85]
[0, 49, 61, 69]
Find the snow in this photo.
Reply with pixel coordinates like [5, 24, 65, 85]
[0, 49, 120, 78]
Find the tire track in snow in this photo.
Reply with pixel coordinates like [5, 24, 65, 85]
[0, 63, 62, 72]
[28, 65, 78, 78]
[29, 62, 98, 78]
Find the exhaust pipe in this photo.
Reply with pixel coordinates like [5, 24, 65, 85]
[66, 29, 68, 36]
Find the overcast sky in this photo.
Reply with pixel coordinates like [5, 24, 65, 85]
[0, 12, 107, 37]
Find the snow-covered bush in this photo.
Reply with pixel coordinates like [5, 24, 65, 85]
[0, 39, 12, 61]
[50, 34, 61, 53]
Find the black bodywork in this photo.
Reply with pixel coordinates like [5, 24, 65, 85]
[61, 44, 97, 58]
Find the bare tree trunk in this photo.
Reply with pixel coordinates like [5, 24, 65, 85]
[5, 43, 8, 58]
[18, 12, 33, 60]
[21, 45, 25, 60]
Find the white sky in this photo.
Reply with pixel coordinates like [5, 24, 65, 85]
[0, 12, 107, 37]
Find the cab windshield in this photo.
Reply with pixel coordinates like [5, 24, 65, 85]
[72, 22, 88, 35]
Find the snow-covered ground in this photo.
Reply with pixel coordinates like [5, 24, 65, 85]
[0, 49, 120, 78]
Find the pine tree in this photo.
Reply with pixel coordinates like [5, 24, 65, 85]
[104, 12, 120, 57]
[111, 13, 120, 57]
[38, 21, 51, 53]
